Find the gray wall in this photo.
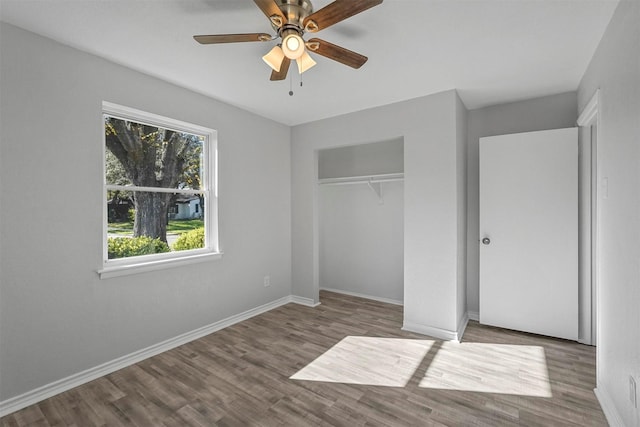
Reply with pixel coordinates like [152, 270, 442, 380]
[0, 23, 292, 401]
[319, 182, 404, 302]
[292, 90, 467, 339]
[577, 1, 640, 425]
[465, 92, 578, 316]
[318, 138, 404, 179]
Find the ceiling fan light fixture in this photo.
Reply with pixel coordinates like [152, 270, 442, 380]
[296, 50, 316, 74]
[262, 45, 285, 72]
[282, 33, 305, 60]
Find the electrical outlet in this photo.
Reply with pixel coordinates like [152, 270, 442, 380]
[630, 375, 637, 408]
[263, 275, 270, 287]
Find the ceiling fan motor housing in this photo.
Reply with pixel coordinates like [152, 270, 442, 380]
[272, 0, 314, 35]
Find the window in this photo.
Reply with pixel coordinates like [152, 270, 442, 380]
[100, 102, 219, 279]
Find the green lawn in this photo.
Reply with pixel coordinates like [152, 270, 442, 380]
[108, 219, 203, 235]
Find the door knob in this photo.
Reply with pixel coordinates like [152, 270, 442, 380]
[482, 237, 491, 245]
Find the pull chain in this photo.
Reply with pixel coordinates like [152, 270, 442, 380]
[289, 69, 294, 96]
[288, 66, 304, 96]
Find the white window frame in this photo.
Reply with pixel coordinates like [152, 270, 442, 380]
[99, 101, 220, 279]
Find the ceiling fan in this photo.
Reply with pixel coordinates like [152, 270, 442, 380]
[194, 0, 383, 81]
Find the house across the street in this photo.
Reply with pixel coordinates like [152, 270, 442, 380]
[168, 195, 202, 220]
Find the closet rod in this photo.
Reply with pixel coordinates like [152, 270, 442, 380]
[317, 173, 404, 186]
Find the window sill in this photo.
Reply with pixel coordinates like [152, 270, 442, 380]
[98, 251, 223, 279]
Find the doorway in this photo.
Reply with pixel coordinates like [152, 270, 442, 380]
[317, 139, 405, 305]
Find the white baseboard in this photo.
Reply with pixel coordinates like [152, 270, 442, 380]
[467, 311, 479, 322]
[0, 295, 298, 417]
[402, 320, 461, 341]
[290, 295, 321, 307]
[594, 386, 625, 427]
[320, 287, 403, 306]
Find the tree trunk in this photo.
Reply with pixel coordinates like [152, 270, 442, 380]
[106, 119, 195, 244]
[133, 192, 172, 242]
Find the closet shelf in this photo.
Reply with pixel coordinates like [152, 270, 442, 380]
[317, 173, 404, 186]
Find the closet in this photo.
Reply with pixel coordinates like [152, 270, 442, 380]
[317, 138, 404, 304]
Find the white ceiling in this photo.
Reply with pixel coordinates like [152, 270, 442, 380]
[0, 0, 618, 125]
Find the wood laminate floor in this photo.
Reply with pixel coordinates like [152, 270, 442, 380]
[1, 291, 607, 426]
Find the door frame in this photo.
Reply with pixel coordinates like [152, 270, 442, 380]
[577, 89, 600, 348]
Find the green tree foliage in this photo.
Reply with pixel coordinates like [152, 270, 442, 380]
[172, 227, 205, 251]
[106, 149, 134, 222]
[105, 149, 130, 187]
[105, 117, 203, 242]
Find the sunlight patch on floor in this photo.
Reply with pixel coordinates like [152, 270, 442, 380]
[419, 342, 552, 397]
[290, 336, 434, 387]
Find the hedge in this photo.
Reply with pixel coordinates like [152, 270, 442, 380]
[172, 227, 205, 251]
[108, 236, 170, 259]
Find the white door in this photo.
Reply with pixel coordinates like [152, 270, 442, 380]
[479, 128, 578, 341]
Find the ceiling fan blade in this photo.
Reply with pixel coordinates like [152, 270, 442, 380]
[306, 38, 368, 69]
[270, 57, 291, 81]
[194, 33, 272, 44]
[253, 0, 286, 28]
[303, 0, 383, 32]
